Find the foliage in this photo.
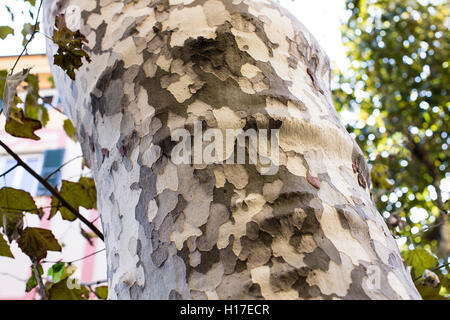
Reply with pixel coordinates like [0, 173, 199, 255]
[63, 119, 77, 141]
[0, 1, 103, 300]
[334, 0, 449, 298]
[17, 227, 62, 261]
[52, 14, 91, 80]
[50, 178, 97, 221]
[0, 26, 14, 40]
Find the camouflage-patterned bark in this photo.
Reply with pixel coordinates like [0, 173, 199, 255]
[43, 0, 421, 299]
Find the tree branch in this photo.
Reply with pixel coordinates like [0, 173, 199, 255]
[0, 163, 19, 178]
[9, 0, 43, 75]
[32, 260, 46, 300]
[42, 248, 106, 265]
[0, 140, 104, 241]
[44, 155, 83, 181]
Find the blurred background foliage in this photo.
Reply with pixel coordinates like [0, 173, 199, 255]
[333, 0, 449, 299]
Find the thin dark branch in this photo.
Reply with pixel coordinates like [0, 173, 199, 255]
[38, 94, 65, 114]
[90, 216, 100, 224]
[413, 262, 450, 281]
[9, 0, 43, 75]
[42, 248, 106, 265]
[82, 279, 107, 287]
[0, 205, 65, 214]
[44, 155, 83, 181]
[0, 140, 104, 241]
[0, 272, 27, 282]
[0, 163, 19, 178]
[32, 261, 46, 300]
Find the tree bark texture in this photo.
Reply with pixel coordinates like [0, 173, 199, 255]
[43, 0, 421, 299]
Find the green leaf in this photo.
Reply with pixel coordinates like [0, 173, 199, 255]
[21, 22, 39, 46]
[95, 286, 108, 300]
[50, 179, 96, 221]
[0, 234, 14, 258]
[25, 263, 43, 292]
[415, 282, 449, 300]
[52, 14, 91, 80]
[25, 274, 37, 292]
[0, 212, 23, 242]
[47, 262, 66, 283]
[78, 177, 97, 210]
[5, 107, 42, 140]
[0, 187, 39, 215]
[47, 280, 89, 300]
[0, 26, 14, 40]
[24, 103, 49, 127]
[0, 187, 38, 241]
[24, 73, 49, 127]
[63, 119, 77, 141]
[403, 248, 438, 279]
[24, 0, 36, 6]
[17, 227, 61, 261]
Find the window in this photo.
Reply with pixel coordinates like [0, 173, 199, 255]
[0, 154, 43, 196]
[0, 149, 65, 197]
[36, 149, 65, 196]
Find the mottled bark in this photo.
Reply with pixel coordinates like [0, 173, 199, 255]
[43, 0, 421, 299]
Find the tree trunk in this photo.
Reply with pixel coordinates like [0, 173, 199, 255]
[43, 0, 421, 300]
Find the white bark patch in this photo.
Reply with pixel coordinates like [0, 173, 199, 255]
[286, 155, 307, 177]
[156, 54, 172, 72]
[169, 0, 196, 5]
[178, 166, 212, 227]
[167, 74, 195, 103]
[97, 113, 122, 150]
[187, 100, 213, 116]
[100, 1, 124, 26]
[265, 97, 291, 120]
[171, 221, 203, 250]
[240, 63, 262, 79]
[189, 262, 224, 291]
[213, 107, 245, 129]
[223, 164, 249, 190]
[251, 266, 299, 299]
[387, 272, 412, 300]
[213, 167, 226, 188]
[113, 37, 144, 68]
[147, 199, 158, 222]
[367, 220, 388, 247]
[142, 145, 161, 167]
[143, 58, 158, 77]
[272, 235, 305, 269]
[203, 0, 231, 27]
[131, 88, 155, 136]
[298, 234, 317, 254]
[306, 255, 352, 297]
[217, 193, 265, 256]
[65, 5, 82, 31]
[109, 148, 142, 291]
[318, 181, 348, 206]
[164, 6, 217, 47]
[319, 205, 371, 265]
[156, 160, 179, 194]
[189, 250, 202, 267]
[262, 179, 283, 203]
[231, 28, 270, 62]
[272, 218, 306, 268]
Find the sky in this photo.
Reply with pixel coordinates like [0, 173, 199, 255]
[0, 0, 350, 70]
